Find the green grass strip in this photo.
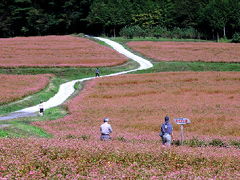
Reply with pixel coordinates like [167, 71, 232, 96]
[0, 106, 67, 138]
[133, 61, 240, 74]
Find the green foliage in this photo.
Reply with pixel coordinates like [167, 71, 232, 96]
[184, 137, 207, 147]
[229, 140, 240, 148]
[152, 26, 169, 38]
[120, 26, 201, 39]
[119, 26, 146, 39]
[209, 139, 226, 147]
[0, 129, 9, 137]
[232, 32, 240, 43]
[1, 0, 240, 39]
[132, 10, 164, 28]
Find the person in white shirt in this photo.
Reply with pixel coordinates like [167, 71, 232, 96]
[39, 101, 44, 116]
[100, 118, 112, 141]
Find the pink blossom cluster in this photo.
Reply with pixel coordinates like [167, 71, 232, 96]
[0, 35, 128, 67]
[127, 41, 240, 62]
[0, 74, 52, 104]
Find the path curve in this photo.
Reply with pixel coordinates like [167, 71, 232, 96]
[0, 37, 153, 120]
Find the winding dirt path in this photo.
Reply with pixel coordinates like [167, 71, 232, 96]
[0, 37, 153, 120]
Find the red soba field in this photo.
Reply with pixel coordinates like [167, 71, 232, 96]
[127, 41, 240, 62]
[0, 74, 52, 104]
[0, 36, 240, 179]
[0, 72, 239, 179]
[0, 35, 127, 67]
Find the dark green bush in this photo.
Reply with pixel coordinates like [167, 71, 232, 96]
[152, 26, 169, 38]
[119, 26, 200, 39]
[232, 32, 240, 43]
[209, 139, 226, 147]
[119, 25, 146, 39]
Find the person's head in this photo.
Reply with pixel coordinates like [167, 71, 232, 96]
[164, 116, 170, 123]
[103, 118, 109, 122]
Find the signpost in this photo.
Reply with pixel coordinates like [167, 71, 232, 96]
[174, 118, 191, 145]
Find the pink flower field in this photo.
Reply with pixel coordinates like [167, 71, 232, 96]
[0, 71, 230, 178]
[0, 36, 128, 67]
[127, 41, 240, 62]
[0, 72, 240, 179]
[0, 74, 52, 104]
[36, 71, 240, 138]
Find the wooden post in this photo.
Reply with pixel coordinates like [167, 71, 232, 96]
[180, 125, 184, 145]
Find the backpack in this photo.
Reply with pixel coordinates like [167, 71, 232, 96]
[160, 123, 171, 137]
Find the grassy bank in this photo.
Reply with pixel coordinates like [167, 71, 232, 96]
[134, 61, 240, 74]
[0, 106, 67, 138]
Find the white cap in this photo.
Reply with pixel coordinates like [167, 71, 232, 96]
[104, 118, 109, 122]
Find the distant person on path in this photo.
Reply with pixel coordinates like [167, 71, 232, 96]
[39, 101, 44, 116]
[95, 67, 100, 77]
[100, 118, 112, 141]
[160, 116, 173, 146]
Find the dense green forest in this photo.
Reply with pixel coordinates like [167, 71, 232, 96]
[1, 0, 240, 41]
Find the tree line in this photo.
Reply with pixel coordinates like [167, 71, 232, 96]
[1, 0, 240, 41]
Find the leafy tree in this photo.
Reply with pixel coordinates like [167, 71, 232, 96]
[87, 0, 133, 36]
[62, 0, 91, 33]
[173, 0, 208, 28]
[200, 0, 231, 41]
[0, 0, 13, 37]
[227, 0, 240, 37]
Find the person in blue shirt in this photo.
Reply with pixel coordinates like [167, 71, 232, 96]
[160, 116, 173, 146]
[95, 67, 100, 77]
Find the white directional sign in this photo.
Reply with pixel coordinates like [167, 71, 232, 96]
[174, 118, 191, 145]
[174, 118, 191, 125]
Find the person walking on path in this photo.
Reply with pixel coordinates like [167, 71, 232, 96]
[160, 116, 173, 146]
[100, 118, 112, 141]
[95, 67, 100, 77]
[39, 101, 44, 116]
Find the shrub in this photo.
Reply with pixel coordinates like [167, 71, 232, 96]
[209, 139, 226, 147]
[184, 137, 207, 147]
[65, 134, 77, 139]
[232, 32, 240, 43]
[116, 136, 127, 142]
[119, 25, 146, 39]
[0, 130, 9, 137]
[182, 27, 200, 39]
[152, 26, 169, 38]
[229, 140, 240, 148]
